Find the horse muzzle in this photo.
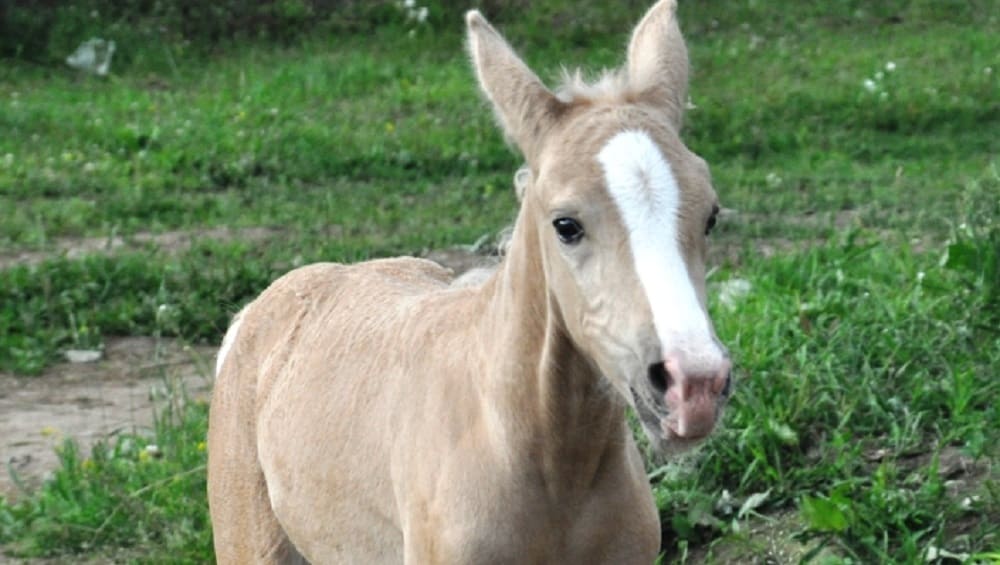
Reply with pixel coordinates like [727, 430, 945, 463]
[644, 355, 732, 443]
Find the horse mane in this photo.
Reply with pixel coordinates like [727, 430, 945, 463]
[448, 167, 527, 288]
[495, 166, 531, 256]
[555, 67, 634, 105]
[460, 68, 636, 286]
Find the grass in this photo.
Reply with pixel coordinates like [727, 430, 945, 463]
[2, 0, 999, 562]
[1, 395, 212, 561]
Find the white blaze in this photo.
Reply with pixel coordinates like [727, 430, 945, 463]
[597, 130, 719, 366]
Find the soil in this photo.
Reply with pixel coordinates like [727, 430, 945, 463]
[0, 226, 282, 269]
[0, 242, 488, 501]
[0, 337, 217, 500]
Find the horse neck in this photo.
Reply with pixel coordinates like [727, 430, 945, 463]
[475, 204, 629, 492]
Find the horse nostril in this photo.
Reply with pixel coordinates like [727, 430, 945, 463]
[721, 372, 732, 397]
[647, 362, 671, 394]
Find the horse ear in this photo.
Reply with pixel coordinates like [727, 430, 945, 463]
[626, 0, 689, 128]
[466, 11, 563, 164]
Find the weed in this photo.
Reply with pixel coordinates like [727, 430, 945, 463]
[1, 377, 212, 561]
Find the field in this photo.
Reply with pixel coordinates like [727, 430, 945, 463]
[1, 0, 998, 562]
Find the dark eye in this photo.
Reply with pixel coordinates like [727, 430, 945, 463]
[705, 205, 720, 236]
[553, 217, 584, 244]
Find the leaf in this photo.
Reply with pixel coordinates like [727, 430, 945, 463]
[768, 419, 799, 446]
[942, 241, 978, 274]
[689, 497, 724, 529]
[800, 495, 849, 533]
[737, 489, 771, 519]
[671, 513, 694, 539]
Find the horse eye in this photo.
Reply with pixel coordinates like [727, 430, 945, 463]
[552, 218, 584, 244]
[705, 205, 720, 236]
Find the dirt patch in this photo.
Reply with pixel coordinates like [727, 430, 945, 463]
[0, 337, 216, 500]
[0, 226, 282, 269]
[708, 236, 827, 267]
[707, 207, 940, 267]
[0, 245, 488, 501]
[682, 509, 841, 564]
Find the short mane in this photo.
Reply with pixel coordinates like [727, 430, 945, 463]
[555, 68, 635, 104]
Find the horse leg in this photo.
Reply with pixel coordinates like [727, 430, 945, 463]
[209, 469, 306, 563]
[208, 318, 308, 564]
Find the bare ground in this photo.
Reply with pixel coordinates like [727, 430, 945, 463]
[0, 337, 217, 500]
[0, 234, 490, 502]
[0, 226, 283, 269]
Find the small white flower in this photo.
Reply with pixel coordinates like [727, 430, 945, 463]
[715, 489, 734, 515]
[417, 6, 428, 23]
[862, 78, 877, 92]
[2, 153, 12, 167]
[875, 71, 884, 80]
[985, 66, 993, 75]
[879, 91, 889, 101]
[885, 61, 896, 72]
[403, 0, 415, 8]
[917, 271, 925, 283]
[83, 162, 97, 173]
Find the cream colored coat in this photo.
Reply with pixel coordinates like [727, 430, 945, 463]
[208, 2, 732, 563]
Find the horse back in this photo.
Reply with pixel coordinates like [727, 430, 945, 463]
[209, 257, 457, 563]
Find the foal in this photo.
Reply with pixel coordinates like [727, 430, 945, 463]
[208, 1, 731, 562]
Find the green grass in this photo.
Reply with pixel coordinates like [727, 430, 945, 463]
[1, 394, 212, 561]
[2, 0, 999, 562]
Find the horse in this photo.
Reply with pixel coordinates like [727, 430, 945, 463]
[207, 1, 732, 562]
